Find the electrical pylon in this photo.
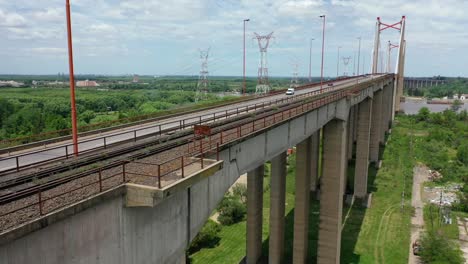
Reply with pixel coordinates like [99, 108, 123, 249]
[290, 62, 300, 88]
[341, 56, 351, 76]
[196, 48, 210, 102]
[253, 32, 274, 94]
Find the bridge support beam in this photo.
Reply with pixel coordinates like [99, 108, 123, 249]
[354, 97, 372, 198]
[293, 137, 313, 263]
[369, 89, 382, 165]
[381, 85, 391, 138]
[309, 131, 320, 194]
[246, 165, 264, 264]
[346, 106, 355, 160]
[269, 152, 287, 264]
[317, 119, 347, 264]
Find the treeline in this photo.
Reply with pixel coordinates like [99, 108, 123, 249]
[0, 88, 222, 140]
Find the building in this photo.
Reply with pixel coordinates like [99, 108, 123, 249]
[76, 80, 99, 87]
[460, 94, 467, 100]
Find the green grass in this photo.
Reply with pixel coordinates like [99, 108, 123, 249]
[340, 120, 414, 264]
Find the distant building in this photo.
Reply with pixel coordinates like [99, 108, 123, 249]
[0, 80, 24, 87]
[132, 75, 139, 83]
[460, 94, 467, 100]
[76, 80, 99, 87]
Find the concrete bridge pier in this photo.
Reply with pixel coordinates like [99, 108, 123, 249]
[346, 106, 355, 161]
[381, 85, 392, 140]
[246, 165, 264, 264]
[293, 137, 313, 263]
[309, 131, 320, 196]
[317, 119, 348, 264]
[354, 97, 372, 199]
[369, 89, 382, 165]
[268, 152, 287, 264]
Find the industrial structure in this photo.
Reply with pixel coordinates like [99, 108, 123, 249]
[196, 48, 210, 102]
[254, 32, 274, 94]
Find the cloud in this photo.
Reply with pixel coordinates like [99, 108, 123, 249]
[0, 9, 27, 27]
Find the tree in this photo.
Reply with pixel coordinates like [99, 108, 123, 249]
[420, 230, 464, 264]
[416, 107, 430, 122]
[451, 99, 463, 112]
[457, 143, 468, 165]
[217, 195, 246, 225]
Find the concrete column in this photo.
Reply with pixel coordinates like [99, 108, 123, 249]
[310, 131, 320, 193]
[369, 89, 382, 164]
[353, 104, 359, 142]
[293, 137, 312, 263]
[381, 85, 391, 139]
[354, 97, 372, 198]
[269, 152, 287, 264]
[317, 119, 347, 264]
[246, 165, 264, 264]
[346, 106, 355, 160]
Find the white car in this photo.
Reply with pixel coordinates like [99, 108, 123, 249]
[286, 88, 295, 95]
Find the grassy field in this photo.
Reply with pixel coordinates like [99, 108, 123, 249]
[190, 116, 416, 263]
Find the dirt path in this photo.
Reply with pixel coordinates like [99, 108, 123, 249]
[457, 217, 468, 263]
[408, 165, 428, 264]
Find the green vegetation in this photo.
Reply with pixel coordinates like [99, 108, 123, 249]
[420, 204, 464, 264]
[216, 193, 247, 226]
[407, 78, 468, 98]
[341, 119, 413, 264]
[188, 220, 222, 255]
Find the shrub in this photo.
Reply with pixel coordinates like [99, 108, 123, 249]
[457, 143, 468, 165]
[232, 183, 247, 203]
[217, 195, 246, 225]
[419, 230, 464, 264]
[187, 219, 221, 254]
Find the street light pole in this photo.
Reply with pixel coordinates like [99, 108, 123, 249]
[243, 18, 250, 95]
[357, 37, 361, 76]
[319, 15, 325, 93]
[66, 0, 78, 156]
[336, 46, 341, 78]
[309, 38, 314, 82]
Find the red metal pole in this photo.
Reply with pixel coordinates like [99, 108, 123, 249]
[66, 0, 79, 156]
[320, 15, 326, 93]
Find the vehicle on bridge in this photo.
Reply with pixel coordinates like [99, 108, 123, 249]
[328, 83, 334, 86]
[286, 88, 295, 95]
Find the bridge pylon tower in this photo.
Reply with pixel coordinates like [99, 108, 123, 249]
[196, 48, 210, 102]
[253, 32, 274, 94]
[372, 16, 406, 116]
[386, 41, 399, 73]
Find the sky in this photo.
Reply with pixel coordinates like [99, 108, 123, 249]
[0, 0, 467, 77]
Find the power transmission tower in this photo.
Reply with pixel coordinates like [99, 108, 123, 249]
[341, 56, 351, 76]
[290, 62, 300, 88]
[196, 48, 210, 102]
[253, 32, 274, 94]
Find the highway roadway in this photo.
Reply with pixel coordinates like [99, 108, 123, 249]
[0, 75, 379, 173]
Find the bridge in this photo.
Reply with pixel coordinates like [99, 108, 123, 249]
[0, 73, 398, 263]
[404, 77, 447, 90]
[0, 13, 407, 264]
